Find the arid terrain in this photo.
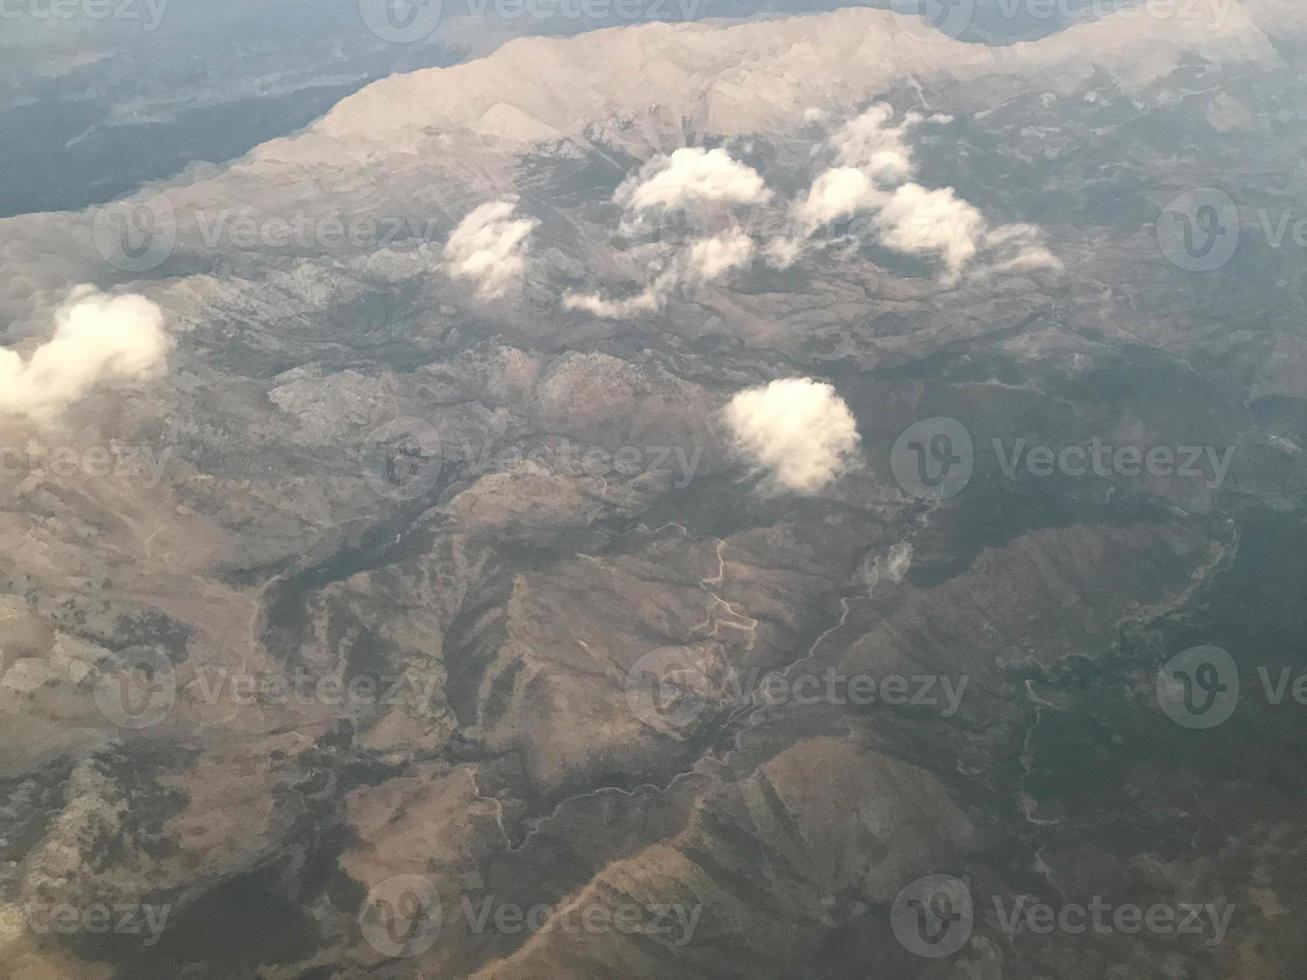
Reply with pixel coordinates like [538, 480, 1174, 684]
[2, 3, 1307, 976]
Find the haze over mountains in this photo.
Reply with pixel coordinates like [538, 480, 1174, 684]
[0, 0, 976, 220]
[2, 2, 1307, 977]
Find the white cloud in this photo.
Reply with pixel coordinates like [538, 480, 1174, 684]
[722, 377, 860, 494]
[444, 199, 538, 300]
[686, 229, 754, 281]
[979, 223, 1064, 274]
[568, 149, 767, 319]
[830, 103, 917, 180]
[785, 105, 1060, 281]
[569, 111, 1057, 305]
[618, 147, 771, 214]
[793, 166, 882, 234]
[987, 245, 1063, 273]
[0, 287, 168, 423]
[563, 285, 660, 319]
[873, 183, 986, 281]
[983, 223, 1042, 248]
[864, 151, 915, 184]
[763, 236, 803, 269]
[565, 229, 754, 317]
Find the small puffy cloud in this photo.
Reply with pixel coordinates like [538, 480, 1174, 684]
[988, 245, 1063, 273]
[722, 377, 860, 494]
[0, 287, 168, 423]
[785, 105, 1060, 281]
[864, 151, 914, 184]
[763, 235, 803, 269]
[444, 199, 538, 300]
[790, 170, 987, 278]
[686, 229, 754, 280]
[565, 229, 754, 317]
[563, 285, 660, 319]
[619, 147, 771, 214]
[571, 115, 1057, 310]
[978, 223, 1064, 274]
[569, 150, 766, 320]
[830, 103, 918, 180]
[983, 223, 1042, 248]
[873, 183, 986, 281]
[793, 166, 882, 234]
